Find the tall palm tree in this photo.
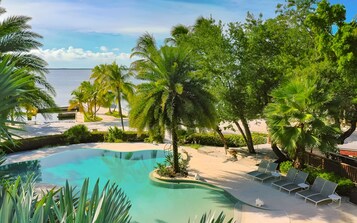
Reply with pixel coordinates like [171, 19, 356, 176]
[264, 76, 339, 168]
[130, 35, 216, 173]
[91, 62, 134, 130]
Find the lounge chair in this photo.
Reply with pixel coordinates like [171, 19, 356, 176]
[305, 180, 338, 206]
[280, 171, 309, 194]
[295, 177, 326, 200]
[253, 162, 279, 182]
[247, 160, 269, 178]
[271, 168, 298, 190]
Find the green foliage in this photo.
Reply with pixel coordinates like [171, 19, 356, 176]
[130, 34, 216, 173]
[84, 116, 103, 122]
[188, 211, 233, 223]
[53, 179, 131, 223]
[0, 135, 66, 153]
[303, 165, 355, 195]
[279, 161, 293, 174]
[185, 133, 267, 147]
[265, 76, 339, 167]
[156, 153, 189, 177]
[0, 177, 132, 223]
[91, 62, 134, 131]
[105, 127, 149, 143]
[63, 124, 91, 144]
[105, 111, 127, 118]
[105, 126, 124, 142]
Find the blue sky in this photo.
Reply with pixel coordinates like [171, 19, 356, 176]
[2, 0, 356, 68]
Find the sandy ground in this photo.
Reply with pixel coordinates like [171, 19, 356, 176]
[4, 143, 357, 223]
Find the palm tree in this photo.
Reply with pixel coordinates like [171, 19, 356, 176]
[264, 76, 339, 168]
[130, 35, 216, 173]
[91, 62, 134, 130]
[0, 57, 32, 143]
[0, 3, 47, 74]
[0, 3, 56, 120]
[69, 81, 101, 121]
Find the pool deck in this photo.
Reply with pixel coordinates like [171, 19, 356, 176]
[4, 142, 357, 223]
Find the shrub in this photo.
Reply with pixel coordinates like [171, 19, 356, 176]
[63, 124, 91, 144]
[279, 161, 293, 174]
[303, 165, 355, 195]
[105, 126, 124, 142]
[0, 135, 66, 153]
[123, 131, 148, 142]
[185, 132, 267, 147]
[105, 127, 149, 143]
[155, 153, 189, 177]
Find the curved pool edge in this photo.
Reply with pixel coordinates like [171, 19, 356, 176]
[149, 170, 243, 222]
[149, 170, 279, 213]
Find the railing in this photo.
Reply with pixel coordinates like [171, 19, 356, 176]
[304, 152, 357, 183]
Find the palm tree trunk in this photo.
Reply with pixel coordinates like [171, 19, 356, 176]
[214, 125, 228, 154]
[337, 119, 356, 144]
[117, 88, 124, 131]
[171, 95, 179, 173]
[241, 117, 256, 154]
[294, 145, 305, 169]
[234, 120, 256, 154]
[172, 119, 179, 173]
[271, 143, 290, 162]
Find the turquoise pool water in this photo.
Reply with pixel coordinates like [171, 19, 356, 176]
[3, 149, 237, 222]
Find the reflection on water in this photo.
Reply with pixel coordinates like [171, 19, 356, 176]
[0, 160, 42, 182]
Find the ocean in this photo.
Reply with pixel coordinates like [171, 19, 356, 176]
[47, 69, 92, 107]
[34, 69, 135, 123]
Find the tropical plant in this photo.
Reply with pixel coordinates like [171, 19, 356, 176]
[0, 177, 132, 223]
[188, 211, 233, 223]
[130, 34, 216, 173]
[0, 57, 32, 144]
[265, 75, 340, 168]
[0, 3, 57, 120]
[91, 62, 134, 130]
[63, 124, 91, 144]
[105, 126, 124, 143]
[69, 81, 102, 121]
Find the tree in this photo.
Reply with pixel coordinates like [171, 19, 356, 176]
[130, 35, 216, 173]
[305, 0, 357, 144]
[0, 2, 56, 120]
[91, 62, 134, 130]
[69, 81, 102, 121]
[0, 57, 31, 144]
[265, 74, 339, 168]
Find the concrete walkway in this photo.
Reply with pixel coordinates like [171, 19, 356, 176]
[4, 143, 357, 223]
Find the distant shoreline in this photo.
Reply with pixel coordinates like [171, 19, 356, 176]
[48, 68, 91, 70]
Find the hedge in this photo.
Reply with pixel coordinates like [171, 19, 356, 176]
[0, 134, 66, 154]
[185, 132, 267, 147]
[0, 130, 148, 154]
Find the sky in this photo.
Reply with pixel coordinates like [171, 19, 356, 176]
[2, 0, 356, 68]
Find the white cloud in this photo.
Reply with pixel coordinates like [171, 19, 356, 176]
[30, 47, 135, 68]
[99, 46, 108, 52]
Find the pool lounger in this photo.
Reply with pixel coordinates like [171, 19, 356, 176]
[247, 160, 269, 177]
[295, 177, 326, 200]
[272, 168, 298, 190]
[280, 171, 309, 194]
[305, 180, 338, 206]
[253, 162, 278, 182]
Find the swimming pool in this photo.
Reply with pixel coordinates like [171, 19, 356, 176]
[2, 149, 238, 222]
